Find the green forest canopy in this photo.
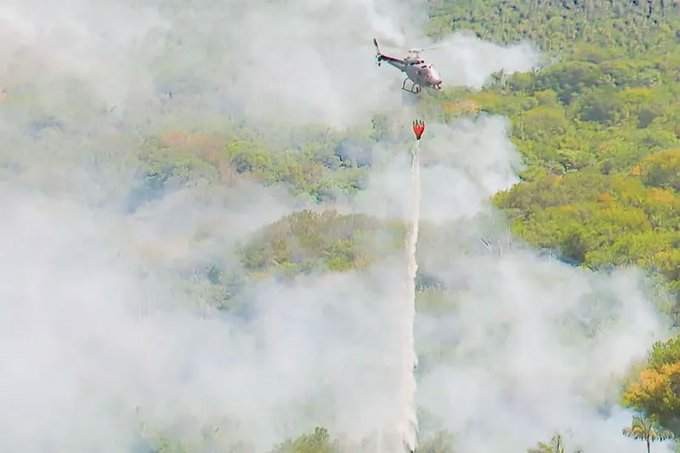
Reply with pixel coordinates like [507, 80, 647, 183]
[112, 1, 680, 451]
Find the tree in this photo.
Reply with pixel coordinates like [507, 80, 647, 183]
[527, 433, 583, 453]
[641, 149, 680, 192]
[648, 336, 680, 369]
[417, 430, 457, 452]
[272, 427, 339, 453]
[521, 105, 571, 141]
[622, 414, 674, 453]
[622, 362, 680, 435]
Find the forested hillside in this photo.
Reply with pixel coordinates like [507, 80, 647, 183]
[4, 0, 680, 452]
[429, 0, 680, 450]
[127, 1, 680, 451]
[429, 0, 680, 313]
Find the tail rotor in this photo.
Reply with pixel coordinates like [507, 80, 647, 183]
[373, 37, 383, 66]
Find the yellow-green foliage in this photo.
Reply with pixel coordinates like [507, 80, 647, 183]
[622, 336, 680, 434]
[444, 3, 680, 427]
[641, 149, 680, 192]
[239, 210, 396, 275]
[495, 169, 680, 282]
[438, 1, 680, 317]
[123, 1, 680, 449]
[272, 427, 339, 453]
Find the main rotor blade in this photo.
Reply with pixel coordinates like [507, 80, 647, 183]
[409, 43, 447, 53]
[372, 36, 407, 50]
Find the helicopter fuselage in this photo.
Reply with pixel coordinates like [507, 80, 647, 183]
[374, 39, 442, 94]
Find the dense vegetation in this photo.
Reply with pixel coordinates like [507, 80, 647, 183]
[427, 0, 680, 450]
[422, 2, 680, 314]
[238, 209, 405, 275]
[24, 0, 679, 451]
[142, 2, 680, 451]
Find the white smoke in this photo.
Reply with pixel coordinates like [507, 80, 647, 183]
[0, 0, 672, 452]
[405, 118, 672, 452]
[428, 30, 542, 89]
[335, 107, 674, 451]
[0, 0, 540, 128]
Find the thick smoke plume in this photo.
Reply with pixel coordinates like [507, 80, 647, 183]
[350, 113, 674, 452]
[0, 0, 540, 128]
[0, 0, 673, 452]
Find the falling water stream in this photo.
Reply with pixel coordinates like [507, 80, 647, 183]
[399, 139, 420, 452]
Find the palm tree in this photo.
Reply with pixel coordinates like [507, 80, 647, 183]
[622, 414, 674, 453]
[528, 433, 583, 453]
[528, 433, 565, 453]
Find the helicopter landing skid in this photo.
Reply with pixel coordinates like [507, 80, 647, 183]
[401, 78, 421, 94]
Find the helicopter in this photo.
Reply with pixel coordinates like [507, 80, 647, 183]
[373, 37, 443, 94]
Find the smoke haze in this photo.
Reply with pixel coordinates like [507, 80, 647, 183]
[0, 0, 673, 452]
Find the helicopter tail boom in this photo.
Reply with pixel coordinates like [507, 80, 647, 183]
[373, 37, 405, 67]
